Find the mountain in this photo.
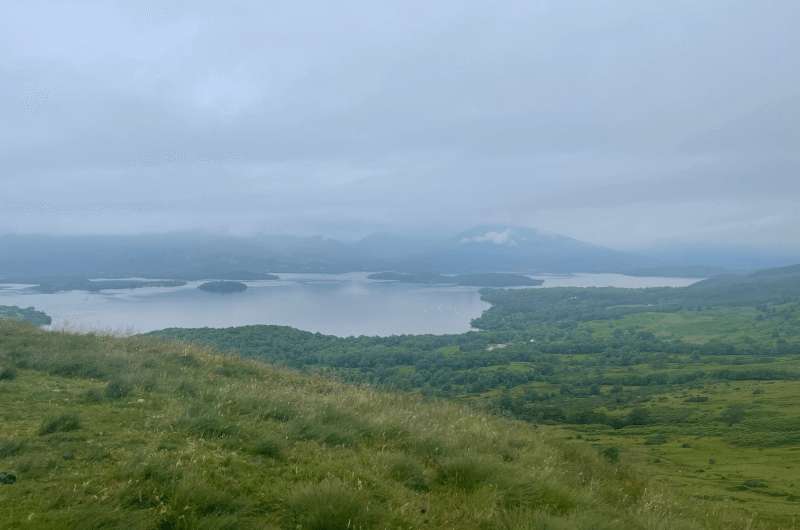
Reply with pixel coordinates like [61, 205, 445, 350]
[640, 243, 800, 273]
[3, 226, 786, 280]
[352, 232, 441, 264]
[0, 320, 712, 528]
[394, 225, 650, 273]
[0, 233, 357, 280]
[683, 263, 800, 305]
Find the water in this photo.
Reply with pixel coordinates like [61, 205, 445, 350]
[0, 272, 699, 336]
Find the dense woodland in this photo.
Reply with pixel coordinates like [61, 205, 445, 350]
[0, 305, 52, 326]
[197, 281, 249, 293]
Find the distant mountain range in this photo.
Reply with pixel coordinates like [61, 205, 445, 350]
[0, 226, 795, 281]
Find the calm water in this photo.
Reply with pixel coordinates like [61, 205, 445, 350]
[0, 272, 698, 336]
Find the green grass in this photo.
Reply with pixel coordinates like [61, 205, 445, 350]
[561, 378, 800, 525]
[0, 320, 753, 529]
[38, 413, 81, 435]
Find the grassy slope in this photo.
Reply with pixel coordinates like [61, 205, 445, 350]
[0, 322, 733, 530]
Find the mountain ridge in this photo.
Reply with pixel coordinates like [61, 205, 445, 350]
[1, 226, 789, 280]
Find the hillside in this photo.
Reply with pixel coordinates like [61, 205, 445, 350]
[0, 321, 737, 529]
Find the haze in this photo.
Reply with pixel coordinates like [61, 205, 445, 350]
[2, 1, 798, 252]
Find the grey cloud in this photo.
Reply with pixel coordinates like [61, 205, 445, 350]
[0, 0, 798, 250]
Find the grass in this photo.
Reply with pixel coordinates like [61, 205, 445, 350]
[38, 413, 81, 435]
[0, 438, 25, 458]
[435, 455, 500, 491]
[0, 320, 775, 529]
[246, 435, 284, 459]
[286, 479, 378, 530]
[560, 378, 800, 526]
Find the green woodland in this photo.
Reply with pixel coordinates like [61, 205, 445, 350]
[154, 265, 800, 526]
[198, 281, 249, 294]
[0, 305, 52, 326]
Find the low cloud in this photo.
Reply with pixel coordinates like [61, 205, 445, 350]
[461, 230, 518, 246]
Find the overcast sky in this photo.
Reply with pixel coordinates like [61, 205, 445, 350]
[1, 1, 798, 250]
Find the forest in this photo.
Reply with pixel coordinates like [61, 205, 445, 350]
[0, 305, 52, 326]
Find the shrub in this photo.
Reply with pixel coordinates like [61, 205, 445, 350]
[684, 396, 709, 403]
[503, 481, 578, 515]
[247, 436, 284, 459]
[83, 388, 105, 403]
[120, 457, 179, 508]
[286, 479, 381, 530]
[600, 446, 620, 463]
[719, 404, 746, 426]
[177, 404, 238, 439]
[172, 475, 241, 515]
[176, 380, 198, 397]
[258, 401, 297, 422]
[0, 365, 17, 381]
[288, 406, 373, 447]
[39, 413, 81, 435]
[625, 407, 651, 426]
[407, 436, 450, 461]
[104, 379, 132, 399]
[435, 455, 498, 491]
[387, 454, 428, 491]
[644, 433, 668, 445]
[0, 438, 24, 458]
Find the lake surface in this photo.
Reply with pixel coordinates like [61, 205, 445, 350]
[0, 272, 699, 336]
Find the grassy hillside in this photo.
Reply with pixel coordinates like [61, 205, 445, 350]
[0, 321, 738, 530]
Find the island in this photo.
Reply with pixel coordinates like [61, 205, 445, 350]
[367, 272, 449, 284]
[28, 278, 187, 294]
[0, 305, 52, 326]
[205, 271, 279, 281]
[367, 271, 543, 287]
[197, 281, 248, 293]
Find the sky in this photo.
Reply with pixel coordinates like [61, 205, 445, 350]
[1, 1, 799, 251]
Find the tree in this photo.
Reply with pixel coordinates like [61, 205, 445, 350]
[718, 404, 746, 426]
